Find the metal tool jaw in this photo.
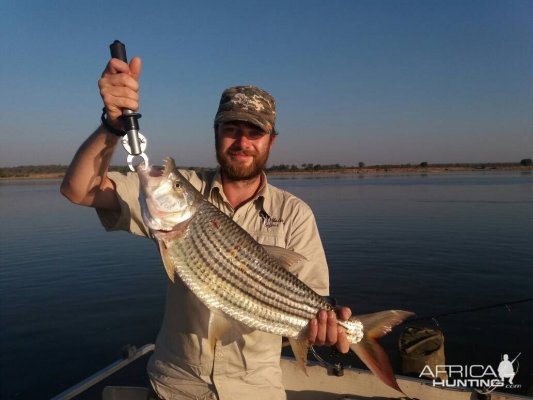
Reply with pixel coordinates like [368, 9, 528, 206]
[121, 132, 149, 171]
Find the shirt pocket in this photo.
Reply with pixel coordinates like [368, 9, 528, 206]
[250, 228, 286, 248]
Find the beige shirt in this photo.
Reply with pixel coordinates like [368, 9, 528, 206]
[97, 169, 330, 400]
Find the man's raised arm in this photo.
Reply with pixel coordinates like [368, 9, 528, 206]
[60, 57, 142, 211]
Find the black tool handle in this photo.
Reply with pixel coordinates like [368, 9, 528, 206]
[110, 40, 127, 63]
[109, 40, 142, 155]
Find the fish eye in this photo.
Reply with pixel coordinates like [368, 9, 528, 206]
[174, 182, 181, 189]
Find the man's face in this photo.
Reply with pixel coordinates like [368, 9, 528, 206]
[215, 121, 276, 181]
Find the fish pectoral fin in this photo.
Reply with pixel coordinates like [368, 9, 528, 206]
[288, 338, 310, 376]
[263, 245, 308, 271]
[158, 241, 176, 283]
[208, 310, 233, 353]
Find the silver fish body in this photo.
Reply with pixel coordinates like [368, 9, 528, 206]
[164, 191, 364, 341]
[138, 158, 413, 393]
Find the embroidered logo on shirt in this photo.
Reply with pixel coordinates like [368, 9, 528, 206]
[259, 210, 283, 228]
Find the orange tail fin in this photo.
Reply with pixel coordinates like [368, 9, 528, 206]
[350, 310, 414, 393]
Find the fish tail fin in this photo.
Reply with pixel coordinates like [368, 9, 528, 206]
[350, 310, 414, 394]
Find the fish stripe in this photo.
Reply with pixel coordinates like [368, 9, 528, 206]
[185, 216, 314, 328]
[177, 231, 306, 336]
[190, 207, 323, 317]
[194, 206, 325, 312]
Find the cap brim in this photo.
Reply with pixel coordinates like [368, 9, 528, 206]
[215, 111, 273, 134]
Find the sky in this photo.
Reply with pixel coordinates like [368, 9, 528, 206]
[0, 0, 531, 167]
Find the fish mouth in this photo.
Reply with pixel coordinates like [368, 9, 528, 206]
[138, 157, 176, 179]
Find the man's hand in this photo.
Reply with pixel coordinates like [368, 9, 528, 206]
[307, 306, 352, 353]
[98, 56, 142, 130]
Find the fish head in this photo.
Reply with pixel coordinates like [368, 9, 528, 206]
[137, 157, 197, 232]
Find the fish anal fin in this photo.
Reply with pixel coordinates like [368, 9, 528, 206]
[208, 310, 233, 354]
[288, 338, 310, 376]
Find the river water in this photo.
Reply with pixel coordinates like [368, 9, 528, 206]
[0, 171, 532, 398]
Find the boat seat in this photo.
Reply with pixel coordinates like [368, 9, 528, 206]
[102, 386, 150, 400]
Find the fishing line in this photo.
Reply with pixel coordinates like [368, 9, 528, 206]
[408, 298, 533, 326]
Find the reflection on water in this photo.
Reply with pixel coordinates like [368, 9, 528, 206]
[0, 172, 532, 398]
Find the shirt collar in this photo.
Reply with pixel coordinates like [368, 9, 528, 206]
[209, 168, 271, 214]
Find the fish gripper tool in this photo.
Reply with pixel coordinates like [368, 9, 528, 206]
[109, 40, 149, 171]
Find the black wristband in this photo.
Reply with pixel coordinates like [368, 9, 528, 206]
[101, 108, 126, 137]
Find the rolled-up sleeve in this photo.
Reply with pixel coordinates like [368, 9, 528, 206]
[95, 171, 150, 237]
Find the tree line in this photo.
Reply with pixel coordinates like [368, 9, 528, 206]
[1, 159, 531, 178]
[0, 165, 131, 178]
[266, 159, 532, 172]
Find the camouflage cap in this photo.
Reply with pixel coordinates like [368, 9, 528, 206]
[214, 85, 277, 135]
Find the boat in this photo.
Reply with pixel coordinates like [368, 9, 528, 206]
[51, 344, 532, 400]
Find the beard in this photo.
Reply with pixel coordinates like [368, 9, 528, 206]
[216, 138, 271, 181]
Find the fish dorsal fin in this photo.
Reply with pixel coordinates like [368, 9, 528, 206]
[263, 245, 308, 270]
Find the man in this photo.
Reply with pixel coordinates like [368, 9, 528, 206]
[61, 56, 351, 400]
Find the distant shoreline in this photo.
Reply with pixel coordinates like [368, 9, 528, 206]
[1, 165, 531, 180]
[0, 173, 66, 180]
[268, 165, 532, 175]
